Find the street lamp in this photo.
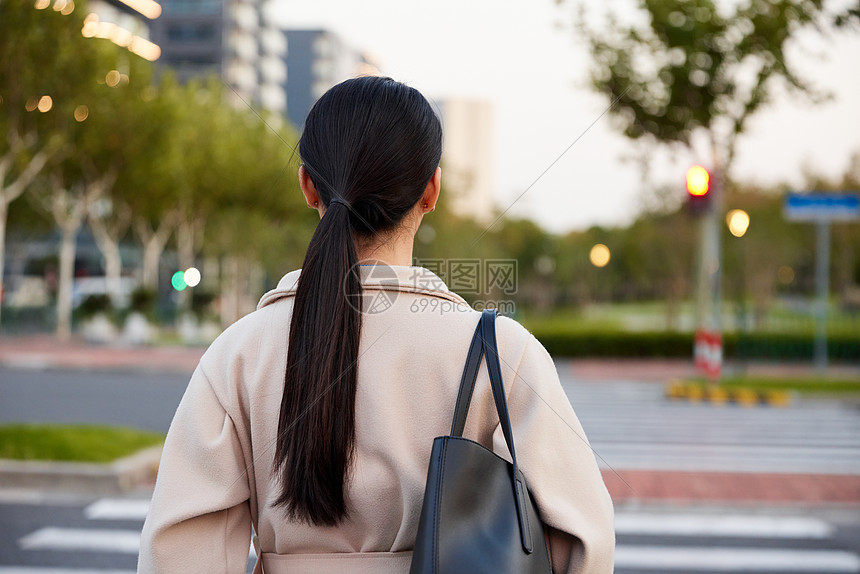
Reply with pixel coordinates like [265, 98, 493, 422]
[726, 209, 750, 237]
[589, 244, 611, 268]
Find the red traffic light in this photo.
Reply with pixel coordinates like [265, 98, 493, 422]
[687, 165, 710, 197]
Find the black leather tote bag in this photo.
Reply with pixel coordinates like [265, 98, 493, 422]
[410, 309, 552, 574]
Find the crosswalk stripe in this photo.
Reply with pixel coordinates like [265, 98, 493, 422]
[84, 499, 150, 521]
[0, 569, 135, 574]
[559, 380, 860, 476]
[615, 513, 833, 538]
[614, 545, 860, 572]
[17, 527, 256, 558]
[0, 569, 134, 574]
[18, 528, 140, 554]
[591, 443, 860, 474]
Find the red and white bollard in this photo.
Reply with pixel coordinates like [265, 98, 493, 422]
[694, 329, 722, 380]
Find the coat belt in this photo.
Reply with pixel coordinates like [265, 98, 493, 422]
[257, 550, 413, 574]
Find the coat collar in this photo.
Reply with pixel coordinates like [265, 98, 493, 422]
[257, 265, 471, 310]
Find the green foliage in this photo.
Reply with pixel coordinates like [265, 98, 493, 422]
[77, 293, 112, 319]
[731, 332, 860, 362]
[129, 287, 156, 314]
[0, 424, 164, 463]
[528, 327, 860, 361]
[2, 0, 306, 318]
[574, 0, 858, 165]
[531, 328, 694, 357]
[190, 289, 216, 319]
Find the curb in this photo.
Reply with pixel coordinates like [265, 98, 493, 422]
[665, 380, 793, 407]
[0, 445, 162, 494]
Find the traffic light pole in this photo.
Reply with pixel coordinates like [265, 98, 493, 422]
[692, 165, 723, 380]
[711, 168, 723, 340]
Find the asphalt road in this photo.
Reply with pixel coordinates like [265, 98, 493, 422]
[3, 366, 860, 475]
[1, 494, 858, 573]
[0, 367, 190, 432]
[3, 366, 860, 572]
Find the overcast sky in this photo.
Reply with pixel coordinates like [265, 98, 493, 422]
[266, 0, 860, 233]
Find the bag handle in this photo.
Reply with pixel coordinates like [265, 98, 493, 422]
[449, 309, 535, 554]
[450, 315, 484, 437]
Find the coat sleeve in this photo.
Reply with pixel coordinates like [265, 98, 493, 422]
[492, 332, 615, 574]
[138, 364, 252, 574]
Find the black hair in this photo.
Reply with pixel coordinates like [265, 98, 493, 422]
[272, 76, 443, 526]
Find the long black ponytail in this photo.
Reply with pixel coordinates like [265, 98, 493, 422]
[272, 76, 442, 526]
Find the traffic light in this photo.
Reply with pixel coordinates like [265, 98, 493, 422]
[686, 165, 711, 215]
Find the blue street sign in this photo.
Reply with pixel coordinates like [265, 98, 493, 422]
[784, 192, 860, 222]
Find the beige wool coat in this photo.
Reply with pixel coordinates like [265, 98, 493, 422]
[138, 265, 615, 574]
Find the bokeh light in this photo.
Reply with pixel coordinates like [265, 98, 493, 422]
[777, 265, 795, 285]
[589, 244, 611, 268]
[37, 95, 53, 113]
[25, 97, 39, 112]
[34, 0, 50, 9]
[726, 209, 750, 237]
[105, 70, 121, 87]
[183, 267, 201, 288]
[171, 271, 187, 291]
[74, 104, 89, 122]
[686, 165, 710, 196]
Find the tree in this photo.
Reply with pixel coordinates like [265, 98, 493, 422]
[195, 96, 306, 324]
[123, 74, 187, 292]
[0, 0, 84, 324]
[81, 52, 156, 305]
[574, 0, 858, 172]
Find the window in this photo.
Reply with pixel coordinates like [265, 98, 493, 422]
[167, 23, 218, 42]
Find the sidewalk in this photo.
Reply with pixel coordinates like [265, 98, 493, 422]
[0, 334, 205, 373]
[603, 469, 860, 505]
[2, 334, 859, 505]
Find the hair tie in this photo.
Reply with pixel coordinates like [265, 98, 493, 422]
[328, 197, 350, 209]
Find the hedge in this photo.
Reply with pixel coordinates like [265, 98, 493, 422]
[530, 329, 860, 362]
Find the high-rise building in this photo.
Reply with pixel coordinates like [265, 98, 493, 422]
[150, 0, 286, 114]
[438, 99, 494, 223]
[282, 29, 379, 129]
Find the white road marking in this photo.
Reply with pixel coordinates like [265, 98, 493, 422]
[17, 527, 257, 558]
[615, 513, 834, 538]
[84, 499, 150, 521]
[0, 569, 134, 574]
[18, 528, 140, 554]
[614, 545, 860, 572]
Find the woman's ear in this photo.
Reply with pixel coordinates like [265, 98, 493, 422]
[299, 165, 322, 216]
[421, 166, 442, 212]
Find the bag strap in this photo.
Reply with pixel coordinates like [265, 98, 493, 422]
[450, 314, 484, 437]
[449, 309, 535, 554]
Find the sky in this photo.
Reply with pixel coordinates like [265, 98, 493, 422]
[265, 0, 860, 234]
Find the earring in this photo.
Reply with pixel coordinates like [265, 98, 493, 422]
[314, 201, 319, 206]
[424, 202, 429, 209]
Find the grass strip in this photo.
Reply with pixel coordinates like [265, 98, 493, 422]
[718, 377, 860, 395]
[0, 424, 165, 463]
